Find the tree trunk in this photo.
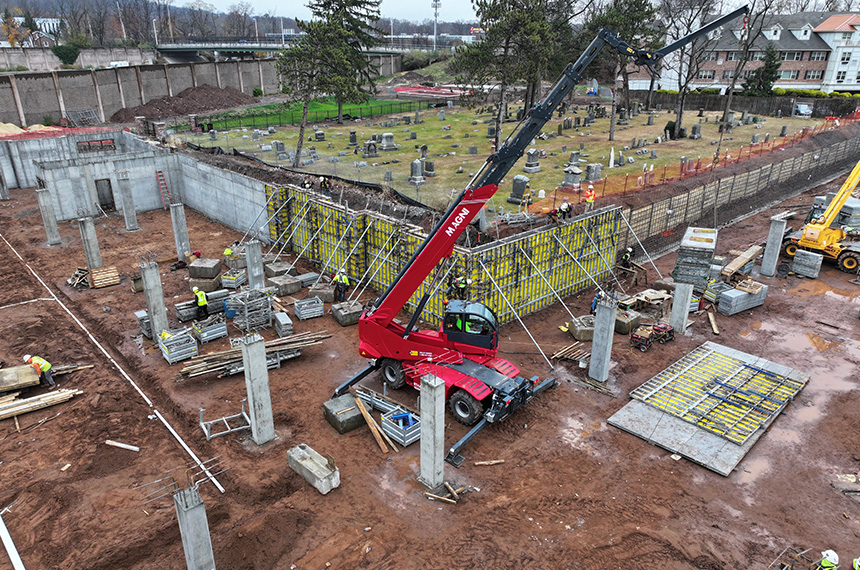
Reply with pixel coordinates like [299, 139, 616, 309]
[294, 98, 310, 168]
[674, 91, 686, 139]
[337, 99, 344, 124]
[621, 68, 631, 110]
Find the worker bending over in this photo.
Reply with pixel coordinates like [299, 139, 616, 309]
[193, 286, 209, 320]
[24, 354, 54, 387]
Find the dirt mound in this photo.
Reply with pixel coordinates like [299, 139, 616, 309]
[384, 71, 434, 87]
[109, 85, 256, 123]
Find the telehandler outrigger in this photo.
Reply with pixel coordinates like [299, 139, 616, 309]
[333, 5, 750, 466]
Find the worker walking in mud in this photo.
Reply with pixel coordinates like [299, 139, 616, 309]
[193, 286, 208, 320]
[334, 270, 350, 302]
[24, 354, 54, 387]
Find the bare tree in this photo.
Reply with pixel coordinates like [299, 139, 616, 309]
[223, 1, 253, 37]
[181, 0, 217, 38]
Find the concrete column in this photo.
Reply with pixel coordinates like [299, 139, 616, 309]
[135, 65, 146, 105]
[214, 62, 222, 89]
[140, 261, 169, 337]
[257, 60, 264, 94]
[0, 166, 9, 200]
[78, 217, 103, 270]
[173, 487, 216, 570]
[35, 188, 61, 245]
[418, 374, 445, 489]
[589, 298, 617, 383]
[117, 170, 138, 231]
[670, 282, 695, 334]
[170, 203, 191, 262]
[237, 62, 244, 93]
[245, 240, 265, 289]
[241, 334, 275, 445]
[760, 216, 788, 277]
[164, 64, 173, 97]
[191, 63, 198, 88]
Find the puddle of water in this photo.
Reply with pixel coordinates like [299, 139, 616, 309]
[765, 427, 801, 444]
[806, 333, 840, 352]
[793, 405, 823, 423]
[737, 456, 770, 484]
[790, 279, 859, 301]
[750, 321, 762, 330]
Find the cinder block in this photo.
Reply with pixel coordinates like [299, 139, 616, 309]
[323, 394, 364, 434]
[615, 309, 642, 335]
[332, 301, 363, 326]
[309, 283, 336, 303]
[264, 262, 295, 278]
[188, 258, 222, 279]
[287, 443, 341, 495]
[267, 275, 302, 296]
[189, 275, 221, 293]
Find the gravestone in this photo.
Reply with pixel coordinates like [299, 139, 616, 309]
[414, 110, 420, 123]
[384, 169, 392, 182]
[209, 131, 217, 140]
[363, 140, 379, 158]
[404, 115, 411, 125]
[439, 110, 445, 121]
[764, 133, 770, 143]
[690, 124, 701, 139]
[780, 125, 788, 137]
[314, 131, 325, 142]
[252, 131, 260, 141]
[447, 100, 453, 108]
[348, 131, 357, 146]
[380, 132, 398, 151]
[568, 151, 580, 165]
[726, 111, 735, 125]
[698, 108, 704, 117]
[408, 159, 425, 185]
[424, 161, 436, 178]
[419, 144, 428, 160]
[523, 149, 541, 173]
[650, 149, 657, 159]
[507, 174, 530, 204]
[274, 141, 285, 152]
[647, 114, 654, 126]
[741, 110, 748, 122]
[487, 125, 496, 138]
[751, 134, 760, 144]
[410, 132, 417, 140]
[563, 165, 582, 186]
[468, 146, 478, 154]
[585, 163, 602, 182]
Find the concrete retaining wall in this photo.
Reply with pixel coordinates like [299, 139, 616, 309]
[0, 47, 157, 71]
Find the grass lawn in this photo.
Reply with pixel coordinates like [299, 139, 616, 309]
[175, 100, 824, 211]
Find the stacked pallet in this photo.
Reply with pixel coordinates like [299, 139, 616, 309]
[88, 266, 121, 289]
[717, 284, 768, 316]
[295, 297, 324, 321]
[226, 288, 274, 331]
[179, 331, 331, 378]
[672, 227, 718, 288]
[551, 342, 591, 365]
[0, 388, 83, 420]
[134, 309, 152, 338]
[192, 315, 228, 343]
[791, 250, 824, 278]
[274, 312, 294, 337]
[158, 328, 199, 364]
[221, 268, 247, 289]
[174, 289, 230, 322]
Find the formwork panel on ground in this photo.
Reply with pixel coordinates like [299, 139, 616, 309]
[608, 341, 808, 476]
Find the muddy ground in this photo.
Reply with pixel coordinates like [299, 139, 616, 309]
[0, 171, 858, 569]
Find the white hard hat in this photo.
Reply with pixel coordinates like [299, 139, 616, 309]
[23, 354, 31, 362]
[192, 286, 199, 292]
[627, 247, 633, 253]
[466, 279, 472, 285]
[588, 185, 594, 189]
[822, 550, 839, 564]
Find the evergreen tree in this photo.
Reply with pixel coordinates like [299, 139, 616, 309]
[741, 43, 781, 96]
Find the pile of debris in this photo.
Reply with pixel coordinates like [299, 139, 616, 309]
[109, 85, 256, 123]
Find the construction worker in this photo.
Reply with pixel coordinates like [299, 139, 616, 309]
[558, 198, 572, 220]
[816, 550, 839, 570]
[24, 354, 54, 387]
[584, 184, 596, 213]
[334, 270, 350, 302]
[620, 247, 633, 269]
[224, 240, 239, 257]
[590, 292, 601, 315]
[193, 286, 208, 320]
[853, 556, 860, 569]
[302, 177, 313, 190]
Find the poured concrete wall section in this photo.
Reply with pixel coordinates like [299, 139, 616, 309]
[0, 47, 156, 72]
[670, 282, 694, 334]
[167, 64, 195, 96]
[173, 487, 217, 570]
[589, 299, 616, 383]
[761, 217, 788, 277]
[53, 70, 99, 124]
[12, 73, 59, 127]
[419, 374, 445, 489]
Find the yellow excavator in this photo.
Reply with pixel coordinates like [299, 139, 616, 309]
[782, 158, 860, 272]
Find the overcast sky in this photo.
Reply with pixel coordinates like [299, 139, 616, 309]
[204, 0, 479, 23]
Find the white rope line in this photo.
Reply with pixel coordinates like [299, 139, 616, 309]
[0, 298, 55, 311]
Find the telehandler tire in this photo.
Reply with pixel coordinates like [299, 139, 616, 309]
[448, 390, 483, 426]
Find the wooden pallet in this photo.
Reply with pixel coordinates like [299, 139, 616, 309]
[88, 266, 120, 289]
[721, 245, 762, 279]
[734, 279, 764, 294]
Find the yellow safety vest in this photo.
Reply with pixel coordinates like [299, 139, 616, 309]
[224, 248, 233, 256]
[29, 356, 51, 372]
[195, 290, 208, 306]
[335, 274, 350, 286]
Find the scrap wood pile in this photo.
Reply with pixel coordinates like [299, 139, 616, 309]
[179, 331, 331, 378]
[66, 267, 120, 289]
[551, 342, 591, 363]
[0, 388, 83, 421]
[424, 482, 469, 505]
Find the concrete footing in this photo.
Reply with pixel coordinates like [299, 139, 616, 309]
[569, 315, 594, 341]
[170, 203, 191, 262]
[35, 188, 61, 245]
[173, 487, 216, 570]
[418, 374, 445, 489]
[669, 283, 694, 334]
[589, 298, 616, 383]
[245, 241, 265, 289]
[224, 254, 247, 270]
[140, 261, 169, 337]
[287, 443, 341, 494]
[189, 276, 221, 293]
[267, 275, 302, 296]
[78, 217, 103, 270]
[188, 258, 221, 279]
[116, 169, 138, 231]
[264, 262, 296, 278]
[242, 333, 275, 445]
[614, 309, 642, 335]
[323, 394, 364, 433]
[761, 216, 788, 277]
[309, 283, 336, 303]
[332, 301, 363, 326]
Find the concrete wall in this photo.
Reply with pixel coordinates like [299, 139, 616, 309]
[0, 47, 157, 71]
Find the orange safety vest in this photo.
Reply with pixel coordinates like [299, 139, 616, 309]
[585, 189, 595, 202]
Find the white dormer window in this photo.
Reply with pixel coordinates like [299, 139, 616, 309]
[770, 27, 781, 40]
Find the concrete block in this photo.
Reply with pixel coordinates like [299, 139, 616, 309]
[188, 258, 222, 279]
[224, 254, 247, 270]
[265, 261, 294, 278]
[287, 443, 341, 494]
[615, 309, 642, 335]
[308, 283, 336, 303]
[266, 275, 302, 296]
[323, 394, 365, 434]
[569, 315, 594, 341]
[189, 275, 221, 293]
[332, 301, 363, 326]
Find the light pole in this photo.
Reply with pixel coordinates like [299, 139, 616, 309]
[254, 18, 259, 42]
[152, 18, 158, 46]
[432, 0, 440, 51]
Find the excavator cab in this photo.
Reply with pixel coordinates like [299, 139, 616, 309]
[442, 300, 498, 350]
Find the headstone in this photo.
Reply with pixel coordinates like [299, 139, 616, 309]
[563, 165, 582, 186]
[523, 149, 541, 173]
[574, 116, 581, 128]
[690, 124, 701, 139]
[274, 141, 285, 152]
[384, 169, 393, 182]
[419, 144, 428, 160]
[252, 131, 260, 141]
[585, 163, 602, 182]
[507, 174, 530, 204]
[751, 134, 760, 144]
[439, 109, 445, 121]
[468, 146, 478, 154]
[650, 149, 657, 159]
[569, 151, 580, 165]
[447, 100, 453, 108]
[741, 110, 749, 122]
[380, 132, 398, 151]
[363, 140, 379, 158]
[424, 160, 436, 178]
[780, 125, 788, 137]
[414, 110, 420, 123]
[348, 130, 357, 146]
[314, 131, 325, 142]
[487, 125, 496, 138]
[209, 130, 216, 140]
[627, 156, 635, 164]
[777, 109, 783, 118]
[726, 111, 735, 125]
[764, 133, 770, 143]
[698, 108, 704, 117]
[408, 159, 425, 185]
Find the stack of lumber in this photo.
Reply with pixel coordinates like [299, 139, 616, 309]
[0, 388, 83, 420]
[551, 342, 591, 364]
[88, 266, 120, 288]
[179, 331, 331, 378]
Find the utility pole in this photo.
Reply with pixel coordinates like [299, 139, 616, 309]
[152, 17, 158, 46]
[432, 0, 440, 51]
[115, 0, 127, 41]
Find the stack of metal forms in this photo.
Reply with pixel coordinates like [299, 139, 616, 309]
[295, 297, 324, 321]
[226, 288, 274, 331]
[274, 312, 294, 337]
[356, 389, 421, 447]
[135, 310, 152, 339]
[297, 272, 321, 287]
[717, 284, 768, 316]
[221, 268, 247, 289]
[703, 281, 733, 303]
[791, 250, 824, 278]
[192, 315, 229, 343]
[174, 290, 230, 322]
[158, 328, 199, 364]
[672, 227, 718, 289]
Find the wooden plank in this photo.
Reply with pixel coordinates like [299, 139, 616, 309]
[353, 397, 388, 453]
[721, 246, 763, 278]
[0, 366, 40, 394]
[708, 312, 720, 335]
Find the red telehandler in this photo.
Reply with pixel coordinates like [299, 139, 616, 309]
[334, 6, 749, 465]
